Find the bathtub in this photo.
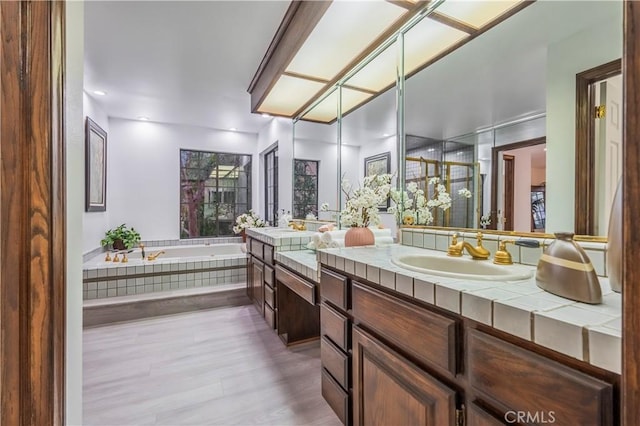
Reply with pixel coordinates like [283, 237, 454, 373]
[82, 243, 247, 300]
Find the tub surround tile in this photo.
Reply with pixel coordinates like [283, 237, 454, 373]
[435, 234, 450, 251]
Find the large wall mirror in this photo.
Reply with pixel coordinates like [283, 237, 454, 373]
[292, 0, 621, 237]
[403, 0, 621, 235]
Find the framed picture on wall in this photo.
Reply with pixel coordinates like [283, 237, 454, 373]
[364, 151, 391, 211]
[85, 117, 107, 212]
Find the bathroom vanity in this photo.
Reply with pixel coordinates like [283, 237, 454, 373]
[246, 227, 621, 425]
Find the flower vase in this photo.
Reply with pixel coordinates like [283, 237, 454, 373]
[241, 230, 247, 243]
[345, 227, 374, 247]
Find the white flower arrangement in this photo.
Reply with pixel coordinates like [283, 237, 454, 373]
[388, 177, 472, 226]
[480, 214, 491, 228]
[233, 209, 266, 234]
[321, 174, 393, 228]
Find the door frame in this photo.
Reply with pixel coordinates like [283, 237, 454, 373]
[0, 1, 66, 424]
[489, 137, 546, 230]
[575, 59, 622, 235]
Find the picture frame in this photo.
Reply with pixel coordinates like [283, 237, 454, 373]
[364, 151, 391, 211]
[85, 117, 107, 212]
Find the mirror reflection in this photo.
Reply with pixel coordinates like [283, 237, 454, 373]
[404, 0, 621, 235]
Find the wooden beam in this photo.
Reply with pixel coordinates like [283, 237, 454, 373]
[428, 11, 477, 34]
[0, 1, 66, 424]
[623, 2, 640, 424]
[248, 1, 332, 113]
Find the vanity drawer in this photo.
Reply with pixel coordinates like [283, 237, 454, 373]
[264, 264, 274, 288]
[468, 330, 613, 426]
[320, 268, 349, 310]
[322, 368, 350, 425]
[264, 284, 276, 309]
[264, 245, 274, 265]
[321, 302, 350, 352]
[352, 281, 457, 375]
[264, 304, 276, 330]
[276, 265, 316, 304]
[321, 336, 350, 390]
[250, 239, 264, 260]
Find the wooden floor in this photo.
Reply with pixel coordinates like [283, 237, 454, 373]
[83, 305, 341, 426]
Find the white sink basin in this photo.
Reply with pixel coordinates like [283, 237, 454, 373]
[391, 254, 533, 281]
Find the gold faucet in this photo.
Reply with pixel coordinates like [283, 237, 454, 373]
[493, 240, 515, 265]
[447, 232, 490, 260]
[288, 220, 306, 231]
[147, 251, 165, 261]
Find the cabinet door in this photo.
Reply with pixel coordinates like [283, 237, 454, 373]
[352, 326, 457, 426]
[252, 259, 264, 315]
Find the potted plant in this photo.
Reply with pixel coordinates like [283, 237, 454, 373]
[101, 224, 141, 250]
[322, 174, 393, 247]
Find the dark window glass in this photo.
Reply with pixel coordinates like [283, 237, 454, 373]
[180, 149, 251, 238]
[293, 159, 319, 219]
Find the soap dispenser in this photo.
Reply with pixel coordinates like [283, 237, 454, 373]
[535, 232, 602, 304]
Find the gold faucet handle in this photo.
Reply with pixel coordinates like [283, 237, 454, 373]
[113, 253, 120, 262]
[122, 253, 128, 263]
[476, 232, 484, 246]
[494, 240, 515, 265]
[105, 252, 112, 262]
[451, 233, 459, 244]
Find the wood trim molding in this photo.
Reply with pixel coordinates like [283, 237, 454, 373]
[0, 1, 66, 424]
[574, 58, 622, 235]
[623, 3, 640, 424]
[248, 1, 332, 113]
[428, 11, 477, 35]
[490, 137, 546, 231]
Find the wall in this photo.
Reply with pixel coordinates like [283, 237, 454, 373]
[503, 146, 536, 232]
[83, 93, 110, 253]
[257, 118, 293, 221]
[65, 1, 84, 423]
[546, 9, 622, 232]
[294, 139, 360, 218]
[106, 118, 258, 242]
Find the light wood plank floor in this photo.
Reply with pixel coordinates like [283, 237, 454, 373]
[83, 305, 341, 426]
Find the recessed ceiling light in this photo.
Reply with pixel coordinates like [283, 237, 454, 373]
[427, 148, 435, 152]
[383, 133, 390, 137]
[93, 90, 107, 96]
[457, 152, 463, 155]
[230, 127, 237, 131]
[137, 116, 150, 121]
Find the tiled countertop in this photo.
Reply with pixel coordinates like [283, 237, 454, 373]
[275, 250, 319, 283]
[317, 244, 621, 374]
[246, 227, 315, 250]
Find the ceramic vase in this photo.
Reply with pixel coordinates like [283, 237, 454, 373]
[241, 229, 247, 243]
[606, 179, 622, 293]
[535, 232, 602, 304]
[344, 227, 374, 247]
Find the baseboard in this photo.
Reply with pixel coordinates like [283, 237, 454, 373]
[83, 285, 250, 327]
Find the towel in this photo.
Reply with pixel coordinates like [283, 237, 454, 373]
[374, 237, 394, 246]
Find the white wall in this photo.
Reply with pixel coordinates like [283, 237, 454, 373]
[65, 1, 84, 423]
[504, 146, 535, 232]
[106, 118, 258, 242]
[83, 93, 110, 253]
[257, 118, 293, 221]
[546, 9, 622, 233]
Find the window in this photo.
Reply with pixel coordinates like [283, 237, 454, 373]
[265, 147, 278, 224]
[180, 149, 251, 238]
[293, 159, 319, 218]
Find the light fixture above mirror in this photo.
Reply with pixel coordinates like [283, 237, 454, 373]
[248, 0, 530, 123]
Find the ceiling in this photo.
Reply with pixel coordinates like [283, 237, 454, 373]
[84, 1, 621, 141]
[84, 1, 290, 134]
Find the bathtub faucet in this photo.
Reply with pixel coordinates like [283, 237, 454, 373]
[140, 243, 146, 260]
[147, 250, 165, 261]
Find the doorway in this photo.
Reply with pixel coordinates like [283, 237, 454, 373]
[491, 137, 546, 232]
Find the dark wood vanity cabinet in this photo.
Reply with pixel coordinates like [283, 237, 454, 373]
[320, 268, 352, 425]
[319, 265, 618, 426]
[247, 237, 275, 328]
